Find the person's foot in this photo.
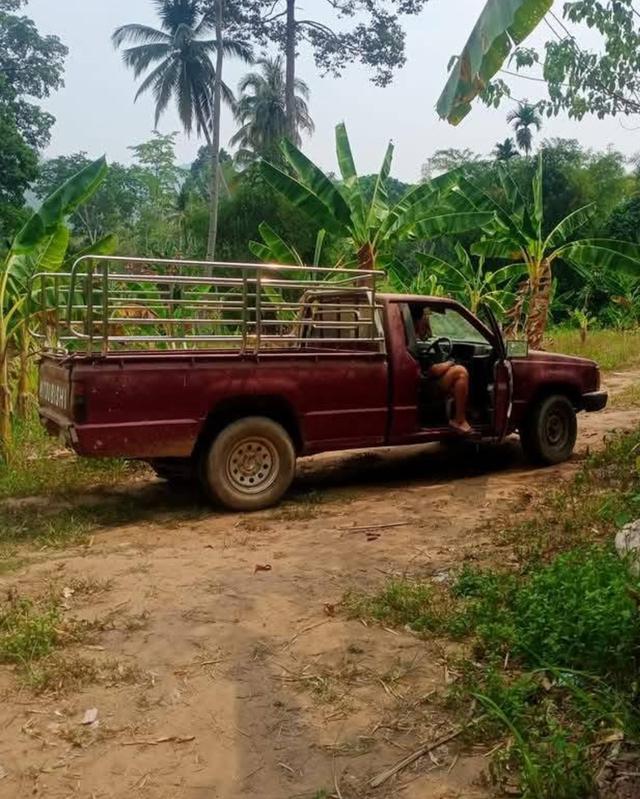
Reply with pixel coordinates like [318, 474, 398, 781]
[449, 419, 473, 435]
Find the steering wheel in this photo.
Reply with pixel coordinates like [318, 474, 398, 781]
[426, 336, 454, 361]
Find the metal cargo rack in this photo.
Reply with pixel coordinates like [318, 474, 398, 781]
[30, 255, 385, 356]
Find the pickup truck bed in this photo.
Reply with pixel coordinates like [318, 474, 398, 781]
[39, 348, 389, 459]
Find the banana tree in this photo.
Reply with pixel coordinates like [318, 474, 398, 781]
[386, 260, 447, 298]
[260, 123, 494, 272]
[0, 157, 110, 457]
[437, 0, 553, 125]
[458, 156, 640, 347]
[414, 244, 525, 317]
[249, 222, 328, 277]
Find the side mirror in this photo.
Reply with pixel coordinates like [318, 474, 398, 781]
[506, 339, 529, 359]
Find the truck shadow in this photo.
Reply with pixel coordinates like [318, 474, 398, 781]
[2, 439, 578, 544]
[290, 437, 562, 496]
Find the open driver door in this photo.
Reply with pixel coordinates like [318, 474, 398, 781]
[481, 306, 513, 442]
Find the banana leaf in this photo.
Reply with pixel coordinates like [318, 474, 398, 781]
[410, 211, 495, 239]
[366, 141, 394, 231]
[380, 168, 464, 238]
[13, 157, 108, 253]
[544, 204, 596, 251]
[335, 122, 369, 237]
[280, 139, 352, 228]
[454, 175, 526, 243]
[437, 0, 553, 124]
[249, 222, 303, 266]
[471, 239, 524, 260]
[40, 225, 72, 272]
[260, 160, 348, 236]
[313, 230, 327, 270]
[63, 234, 118, 270]
[557, 240, 640, 276]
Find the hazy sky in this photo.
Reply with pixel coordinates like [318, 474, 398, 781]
[26, 0, 640, 183]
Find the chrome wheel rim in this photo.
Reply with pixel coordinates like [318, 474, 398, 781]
[226, 437, 279, 495]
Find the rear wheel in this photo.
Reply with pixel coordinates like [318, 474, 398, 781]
[520, 394, 577, 465]
[200, 416, 295, 511]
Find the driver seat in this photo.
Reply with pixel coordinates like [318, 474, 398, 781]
[401, 304, 451, 427]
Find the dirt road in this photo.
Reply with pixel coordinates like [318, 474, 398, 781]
[1, 369, 639, 799]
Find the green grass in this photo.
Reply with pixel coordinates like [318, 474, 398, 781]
[545, 327, 640, 371]
[0, 414, 137, 501]
[0, 488, 206, 550]
[509, 426, 640, 562]
[0, 585, 142, 694]
[0, 595, 61, 665]
[612, 381, 640, 408]
[347, 424, 640, 798]
[345, 580, 443, 631]
[0, 414, 205, 552]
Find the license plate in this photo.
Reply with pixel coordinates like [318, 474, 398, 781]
[39, 379, 69, 411]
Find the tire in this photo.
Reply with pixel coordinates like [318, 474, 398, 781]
[200, 416, 296, 511]
[520, 394, 577, 465]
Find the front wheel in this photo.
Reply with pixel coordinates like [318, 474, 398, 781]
[520, 394, 577, 465]
[200, 416, 296, 511]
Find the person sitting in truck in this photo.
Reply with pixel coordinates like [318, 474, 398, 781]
[410, 305, 472, 435]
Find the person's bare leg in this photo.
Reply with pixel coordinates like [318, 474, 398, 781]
[429, 361, 454, 379]
[451, 369, 471, 432]
[439, 365, 471, 433]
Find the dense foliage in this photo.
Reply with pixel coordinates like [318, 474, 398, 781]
[0, 0, 67, 242]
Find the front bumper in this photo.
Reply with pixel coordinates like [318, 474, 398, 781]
[582, 391, 608, 412]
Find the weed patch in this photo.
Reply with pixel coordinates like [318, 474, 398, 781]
[501, 425, 640, 562]
[345, 580, 442, 631]
[546, 328, 640, 371]
[0, 582, 140, 695]
[0, 486, 204, 549]
[347, 425, 640, 797]
[0, 414, 138, 500]
[0, 595, 60, 664]
[612, 381, 640, 409]
[25, 654, 141, 695]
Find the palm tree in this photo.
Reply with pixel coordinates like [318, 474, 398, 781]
[231, 56, 314, 164]
[493, 138, 519, 162]
[112, 0, 252, 260]
[507, 102, 542, 156]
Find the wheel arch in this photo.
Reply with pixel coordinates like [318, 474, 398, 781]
[192, 395, 302, 459]
[524, 382, 584, 419]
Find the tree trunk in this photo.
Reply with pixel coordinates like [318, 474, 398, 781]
[525, 259, 552, 350]
[504, 278, 529, 340]
[285, 0, 297, 142]
[206, 0, 224, 262]
[16, 327, 30, 418]
[356, 242, 377, 288]
[0, 338, 12, 462]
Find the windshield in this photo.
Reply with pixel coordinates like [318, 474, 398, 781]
[427, 308, 488, 344]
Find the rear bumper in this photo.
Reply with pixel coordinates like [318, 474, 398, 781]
[582, 391, 608, 412]
[39, 407, 77, 446]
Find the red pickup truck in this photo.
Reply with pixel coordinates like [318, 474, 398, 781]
[35, 257, 606, 511]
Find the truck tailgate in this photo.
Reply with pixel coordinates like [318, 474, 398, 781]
[39, 356, 74, 430]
